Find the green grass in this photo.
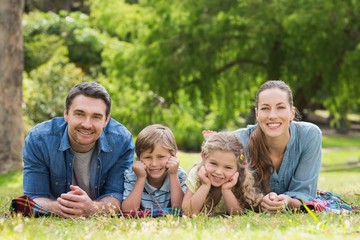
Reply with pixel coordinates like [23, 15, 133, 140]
[1, 135, 360, 240]
[322, 135, 360, 148]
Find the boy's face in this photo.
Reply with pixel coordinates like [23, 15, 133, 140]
[139, 143, 171, 184]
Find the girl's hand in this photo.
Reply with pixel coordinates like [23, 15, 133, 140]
[202, 130, 216, 140]
[132, 161, 147, 179]
[166, 156, 179, 175]
[260, 192, 288, 213]
[221, 172, 239, 190]
[198, 165, 211, 186]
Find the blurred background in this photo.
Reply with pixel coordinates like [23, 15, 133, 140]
[1, 0, 359, 173]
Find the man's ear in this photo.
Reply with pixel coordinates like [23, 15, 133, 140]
[64, 110, 69, 122]
[104, 114, 111, 127]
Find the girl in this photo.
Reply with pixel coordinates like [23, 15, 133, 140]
[182, 132, 263, 216]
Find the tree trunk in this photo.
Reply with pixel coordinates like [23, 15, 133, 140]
[0, 0, 24, 172]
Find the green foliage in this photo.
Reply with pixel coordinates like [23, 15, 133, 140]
[23, 0, 360, 149]
[23, 46, 86, 126]
[23, 11, 104, 73]
[88, 0, 360, 132]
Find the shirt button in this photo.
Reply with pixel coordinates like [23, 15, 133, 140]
[55, 182, 58, 185]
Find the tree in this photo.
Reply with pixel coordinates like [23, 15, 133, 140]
[0, 0, 24, 172]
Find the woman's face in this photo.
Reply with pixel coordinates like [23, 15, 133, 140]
[255, 88, 295, 140]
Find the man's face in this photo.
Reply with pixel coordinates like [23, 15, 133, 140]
[64, 95, 110, 153]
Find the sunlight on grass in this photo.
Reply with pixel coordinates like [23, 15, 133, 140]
[0, 134, 359, 240]
[322, 136, 360, 148]
[322, 149, 360, 166]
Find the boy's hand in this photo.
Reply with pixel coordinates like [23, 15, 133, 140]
[132, 161, 147, 179]
[198, 165, 211, 186]
[221, 172, 239, 191]
[166, 156, 179, 175]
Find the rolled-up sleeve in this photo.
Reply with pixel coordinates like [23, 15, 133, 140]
[285, 126, 322, 202]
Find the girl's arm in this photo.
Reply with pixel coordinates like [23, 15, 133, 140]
[182, 184, 211, 216]
[182, 166, 211, 216]
[221, 172, 242, 215]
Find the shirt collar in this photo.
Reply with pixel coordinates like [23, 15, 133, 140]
[144, 175, 170, 194]
[58, 124, 111, 153]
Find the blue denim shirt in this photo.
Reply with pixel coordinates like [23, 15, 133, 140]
[23, 117, 135, 202]
[234, 121, 322, 202]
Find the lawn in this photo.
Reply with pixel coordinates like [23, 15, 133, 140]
[0, 136, 359, 240]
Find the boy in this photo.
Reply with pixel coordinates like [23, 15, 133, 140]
[122, 124, 187, 212]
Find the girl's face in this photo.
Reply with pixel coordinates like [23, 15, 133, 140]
[203, 150, 238, 187]
[255, 88, 295, 140]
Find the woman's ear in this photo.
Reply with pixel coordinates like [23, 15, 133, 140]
[290, 106, 296, 121]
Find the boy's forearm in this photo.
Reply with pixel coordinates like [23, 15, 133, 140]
[121, 178, 146, 212]
[169, 174, 184, 208]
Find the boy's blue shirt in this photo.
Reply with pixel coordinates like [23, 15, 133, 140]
[123, 167, 187, 209]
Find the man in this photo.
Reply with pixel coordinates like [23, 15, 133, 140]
[23, 82, 134, 218]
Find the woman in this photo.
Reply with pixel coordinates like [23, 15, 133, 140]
[234, 80, 322, 213]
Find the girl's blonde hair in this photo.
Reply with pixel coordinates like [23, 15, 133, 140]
[201, 132, 263, 212]
[135, 124, 177, 158]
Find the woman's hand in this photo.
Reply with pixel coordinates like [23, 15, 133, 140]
[260, 192, 289, 213]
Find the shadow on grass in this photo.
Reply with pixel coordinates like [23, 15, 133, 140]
[321, 165, 360, 173]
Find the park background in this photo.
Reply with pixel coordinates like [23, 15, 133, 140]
[0, 0, 360, 239]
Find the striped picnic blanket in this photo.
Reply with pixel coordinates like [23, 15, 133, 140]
[303, 190, 360, 214]
[120, 208, 182, 218]
[9, 195, 50, 217]
[9, 195, 182, 218]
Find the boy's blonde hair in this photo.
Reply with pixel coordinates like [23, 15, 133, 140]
[201, 131, 263, 213]
[135, 124, 178, 158]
